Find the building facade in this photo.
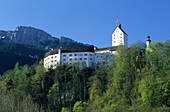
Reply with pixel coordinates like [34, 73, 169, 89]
[44, 24, 128, 69]
[112, 24, 128, 47]
[44, 46, 117, 69]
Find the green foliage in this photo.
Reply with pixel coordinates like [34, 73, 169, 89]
[73, 101, 88, 112]
[86, 41, 169, 111]
[137, 41, 170, 109]
[61, 107, 70, 112]
[0, 41, 169, 112]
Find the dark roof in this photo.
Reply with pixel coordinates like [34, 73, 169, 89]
[95, 46, 118, 52]
[44, 49, 59, 58]
[61, 46, 94, 53]
[113, 24, 128, 35]
[147, 36, 151, 41]
[44, 46, 94, 58]
[118, 24, 128, 35]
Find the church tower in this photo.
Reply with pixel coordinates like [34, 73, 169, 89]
[112, 18, 128, 47]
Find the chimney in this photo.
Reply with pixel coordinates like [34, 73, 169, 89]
[119, 24, 121, 29]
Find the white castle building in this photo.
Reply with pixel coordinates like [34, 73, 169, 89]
[44, 23, 128, 69]
[112, 24, 128, 47]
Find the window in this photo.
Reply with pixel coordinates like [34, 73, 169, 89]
[51, 60, 53, 63]
[74, 54, 77, 56]
[101, 56, 102, 58]
[75, 58, 77, 61]
[90, 54, 93, 56]
[120, 40, 122, 42]
[55, 60, 56, 62]
[120, 33, 122, 35]
[63, 55, 66, 57]
[84, 58, 87, 60]
[90, 58, 92, 60]
[69, 58, 72, 61]
[63, 59, 66, 61]
[97, 56, 99, 58]
[114, 38, 115, 39]
[84, 54, 87, 56]
[51, 56, 53, 59]
[80, 58, 82, 60]
[69, 63, 72, 65]
[114, 41, 115, 43]
[120, 37, 122, 38]
[55, 56, 57, 58]
[69, 54, 72, 56]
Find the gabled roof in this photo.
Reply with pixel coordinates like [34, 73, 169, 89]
[44, 49, 59, 58]
[119, 26, 127, 35]
[113, 24, 128, 35]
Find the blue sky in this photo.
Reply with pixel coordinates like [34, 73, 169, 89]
[0, 0, 169, 48]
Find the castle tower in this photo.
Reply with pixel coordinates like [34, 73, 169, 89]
[146, 36, 151, 49]
[112, 19, 128, 47]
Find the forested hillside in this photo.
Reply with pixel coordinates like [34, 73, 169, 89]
[0, 41, 88, 75]
[0, 42, 46, 75]
[0, 41, 169, 112]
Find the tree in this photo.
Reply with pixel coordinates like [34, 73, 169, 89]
[73, 101, 88, 112]
[137, 42, 170, 110]
[61, 107, 70, 112]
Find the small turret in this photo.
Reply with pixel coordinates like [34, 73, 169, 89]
[146, 36, 151, 49]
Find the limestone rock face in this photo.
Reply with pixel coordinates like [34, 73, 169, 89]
[59, 36, 74, 43]
[0, 26, 83, 49]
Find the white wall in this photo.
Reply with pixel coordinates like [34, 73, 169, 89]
[61, 52, 95, 67]
[44, 52, 96, 69]
[44, 53, 60, 69]
[112, 27, 128, 47]
[44, 51, 115, 69]
[112, 27, 123, 46]
[95, 52, 114, 66]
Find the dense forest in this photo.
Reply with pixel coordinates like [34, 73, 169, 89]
[0, 42, 46, 74]
[0, 41, 169, 112]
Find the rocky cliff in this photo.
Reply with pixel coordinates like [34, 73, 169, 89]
[0, 26, 87, 49]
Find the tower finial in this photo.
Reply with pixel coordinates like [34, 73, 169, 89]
[116, 16, 119, 26]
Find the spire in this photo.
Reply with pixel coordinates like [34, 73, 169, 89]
[116, 16, 119, 26]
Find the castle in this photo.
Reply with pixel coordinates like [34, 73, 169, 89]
[44, 22, 130, 69]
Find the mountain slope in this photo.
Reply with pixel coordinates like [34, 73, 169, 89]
[0, 26, 89, 49]
[0, 41, 46, 74]
[0, 26, 91, 74]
